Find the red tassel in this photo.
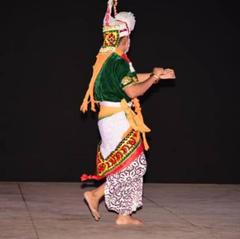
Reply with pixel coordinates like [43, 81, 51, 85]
[80, 174, 103, 182]
[121, 53, 130, 63]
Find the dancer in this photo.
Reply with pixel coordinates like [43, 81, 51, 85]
[80, 0, 175, 225]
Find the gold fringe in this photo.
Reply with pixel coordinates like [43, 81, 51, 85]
[132, 98, 151, 151]
[121, 98, 151, 151]
[80, 52, 112, 113]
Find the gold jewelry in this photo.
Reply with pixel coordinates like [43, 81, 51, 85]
[150, 73, 161, 83]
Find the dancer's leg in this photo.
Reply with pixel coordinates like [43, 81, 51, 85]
[84, 183, 105, 221]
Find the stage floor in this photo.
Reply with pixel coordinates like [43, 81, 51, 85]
[0, 182, 239, 239]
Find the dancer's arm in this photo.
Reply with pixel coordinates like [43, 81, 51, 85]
[124, 68, 175, 98]
[137, 73, 151, 82]
[124, 74, 159, 98]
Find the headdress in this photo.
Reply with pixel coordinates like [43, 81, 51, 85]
[80, 0, 136, 112]
[101, 0, 136, 52]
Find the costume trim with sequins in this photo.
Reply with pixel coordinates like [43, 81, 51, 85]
[80, 129, 144, 181]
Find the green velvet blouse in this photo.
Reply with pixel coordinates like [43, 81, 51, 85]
[94, 52, 138, 102]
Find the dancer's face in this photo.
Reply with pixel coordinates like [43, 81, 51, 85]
[125, 37, 131, 53]
[119, 36, 131, 53]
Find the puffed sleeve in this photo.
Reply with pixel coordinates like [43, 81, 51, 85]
[114, 59, 138, 89]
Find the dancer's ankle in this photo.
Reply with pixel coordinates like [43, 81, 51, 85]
[116, 214, 143, 225]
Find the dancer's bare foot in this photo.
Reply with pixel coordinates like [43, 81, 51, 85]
[83, 191, 100, 221]
[116, 215, 144, 226]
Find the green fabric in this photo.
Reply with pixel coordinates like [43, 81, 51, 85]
[94, 53, 137, 102]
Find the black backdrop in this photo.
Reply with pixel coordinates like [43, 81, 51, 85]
[1, 0, 240, 183]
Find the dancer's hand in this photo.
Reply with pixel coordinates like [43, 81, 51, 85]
[160, 68, 176, 80]
[153, 67, 164, 77]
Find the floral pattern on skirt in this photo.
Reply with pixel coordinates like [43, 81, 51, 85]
[104, 152, 147, 215]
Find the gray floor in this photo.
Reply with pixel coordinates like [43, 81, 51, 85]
[0, 182, 240, 239]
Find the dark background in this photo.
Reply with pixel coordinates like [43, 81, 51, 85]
[1, 0, 239, 183]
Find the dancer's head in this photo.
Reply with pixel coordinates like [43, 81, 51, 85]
[100, 0, 135, 53]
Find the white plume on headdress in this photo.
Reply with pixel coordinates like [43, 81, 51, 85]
[103, 0, 114, 26]
[103, 0, 136, 35]
[115, 12, 136, 32]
